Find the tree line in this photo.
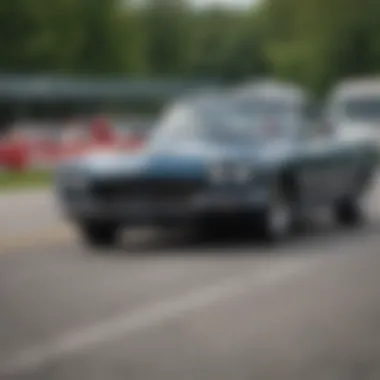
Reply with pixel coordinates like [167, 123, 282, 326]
[0, 0, 379, 95]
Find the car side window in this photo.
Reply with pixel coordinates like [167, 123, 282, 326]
[312, 120, 334, 139]
[302, 101, 320, 123]
[297, 102, 334, 141]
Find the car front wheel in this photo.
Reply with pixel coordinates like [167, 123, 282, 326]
[79, 221, 120, 249]
[257, 189, 294, 243]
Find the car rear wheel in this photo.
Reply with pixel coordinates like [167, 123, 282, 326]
[334, 197, 364, 227]
[334, 167, 371, 227]
[79, 221, 120, 249]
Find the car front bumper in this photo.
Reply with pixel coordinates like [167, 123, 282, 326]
[58, 188, 271, 226]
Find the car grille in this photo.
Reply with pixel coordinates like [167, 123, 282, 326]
[89, 178, 206, 204]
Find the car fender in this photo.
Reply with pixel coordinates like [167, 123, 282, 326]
[256, 146, 300, 203]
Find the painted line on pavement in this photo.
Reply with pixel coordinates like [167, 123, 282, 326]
[0, 259, 317, 376]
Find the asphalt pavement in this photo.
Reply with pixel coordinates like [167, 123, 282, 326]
[0, 186, 380, 380]
[0, 189, 64, 241]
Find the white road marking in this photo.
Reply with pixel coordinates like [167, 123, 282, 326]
[0, 259, 317, 376]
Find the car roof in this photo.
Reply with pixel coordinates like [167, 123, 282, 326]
[231, 79, 309, 104]
[167, 91, 229, 112]
[329, 77, 380, 101]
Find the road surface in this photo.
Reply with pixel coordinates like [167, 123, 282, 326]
[0, 189, 63, 241]
[0, 186, 380, 379]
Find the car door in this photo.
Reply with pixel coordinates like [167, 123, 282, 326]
[293, 112, 350, 206]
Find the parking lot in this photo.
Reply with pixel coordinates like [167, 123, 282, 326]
[1, 181, 380, 380]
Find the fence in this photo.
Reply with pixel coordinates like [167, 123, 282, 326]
[0, 117, 151, 171]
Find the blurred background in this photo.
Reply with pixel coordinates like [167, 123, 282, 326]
[1, 0, 378, 178]
[2, 2, 380, 380]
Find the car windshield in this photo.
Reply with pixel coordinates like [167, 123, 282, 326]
[233, 97, 297, 116]
[230, 98, 300, 137]
[149, 99, 294, 148]
[232, 97, 300, 122]
[343, 96, 380, 122]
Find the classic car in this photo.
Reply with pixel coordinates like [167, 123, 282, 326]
[54, 92, 378, 249]
[327, 78, 380, 143]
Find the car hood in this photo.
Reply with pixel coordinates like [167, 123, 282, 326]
[56, 142, 275, 180]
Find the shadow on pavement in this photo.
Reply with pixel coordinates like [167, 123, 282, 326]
[93, 216, 380, 259]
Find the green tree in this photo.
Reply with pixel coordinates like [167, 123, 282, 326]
[0, 0, 139, 75]
[257, 0, 380, 94]
[138, 0, 191, 76]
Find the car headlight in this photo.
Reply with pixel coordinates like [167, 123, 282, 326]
[209, 162, 253, 183]
[234, 165, 253, 183]
[56, 170, 88, 190]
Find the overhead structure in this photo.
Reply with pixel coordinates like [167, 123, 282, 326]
[0, 74, 220, 122]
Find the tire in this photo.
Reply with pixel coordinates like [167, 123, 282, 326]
[256, 185, 294, 243]
[193, 213, 249, 242]
[334, 197, 363, 227]
[193, 216, 229, 242]
[79, 221, 120, 249]
[334, 164, 371, 227]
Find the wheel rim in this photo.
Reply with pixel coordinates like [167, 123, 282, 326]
[268, 197, 291, 238]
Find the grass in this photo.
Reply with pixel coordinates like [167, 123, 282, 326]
[0, 170, 52, 191]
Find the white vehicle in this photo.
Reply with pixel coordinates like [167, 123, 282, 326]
[327, 78, 380, 142]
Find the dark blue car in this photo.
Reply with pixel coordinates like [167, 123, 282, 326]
[55, 92, 378, 249]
